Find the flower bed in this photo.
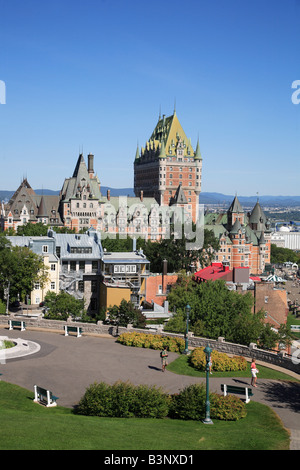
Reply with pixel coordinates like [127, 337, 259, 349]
[190, 347, 247, 372]
[117, 331, 185, 353]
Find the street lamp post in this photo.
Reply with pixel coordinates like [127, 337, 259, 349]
[203, 345, 213, 424]
[5, 280, 10, 315]
[183, 304, 191, 355]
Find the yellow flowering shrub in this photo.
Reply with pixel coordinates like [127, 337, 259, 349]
[117, 332, 185, 353]
[190, 347, 247, 372]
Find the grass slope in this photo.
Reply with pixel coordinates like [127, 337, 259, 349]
[0, 381, 290, 450]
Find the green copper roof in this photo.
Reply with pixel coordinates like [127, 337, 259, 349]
[194, 138, 202, 159]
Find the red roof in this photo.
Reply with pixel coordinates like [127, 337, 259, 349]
[194, 263, 261, 283]
[194, 263, 232, 282]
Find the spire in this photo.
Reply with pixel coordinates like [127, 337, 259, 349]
[228, 195, 244, 214]
[135, 143, 140, 161]
[194, 137, 202, 159]
[37, 196, 48, 218]
[158, 139, 166, 158]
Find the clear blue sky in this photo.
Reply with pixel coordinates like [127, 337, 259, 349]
[0, 0, 299, 196]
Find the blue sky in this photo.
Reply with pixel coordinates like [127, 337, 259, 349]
[0, 0, 299, 196]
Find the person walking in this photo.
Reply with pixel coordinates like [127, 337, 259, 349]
[251, 358, 259, 387]
[160, 347, 168, 372]
[209, 357, 213, 374]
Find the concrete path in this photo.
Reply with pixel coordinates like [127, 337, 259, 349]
[1, 327, 299, 450]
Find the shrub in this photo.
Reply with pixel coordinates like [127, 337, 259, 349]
[76, 382, 114, 417]
[169, 384, 207, 420]
[77, 380, 247, 421]
[132, 384, 169, 418]
[189, 347, 247, 372]
[169, 384, 247, 422]
[0, 299, 6, 315]
[211, 393, 247, 421]
[117, 332, 185, 353]
[76, 381, 169, 419]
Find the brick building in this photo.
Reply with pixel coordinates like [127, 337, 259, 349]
[204, 196, 271, 275]
[134, 110, 203, 223]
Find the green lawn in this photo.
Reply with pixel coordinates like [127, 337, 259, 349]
[166, 354, 300, 382]
[0, 381, 290, 450]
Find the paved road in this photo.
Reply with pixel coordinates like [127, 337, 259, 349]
[1, 327, 299, 450]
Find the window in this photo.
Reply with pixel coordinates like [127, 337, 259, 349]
[42, 245, 48, 253]
[50, 282, 56, 290]
[50, 264, 56, 271]
[78, 281, 84, 292]
[79, 261, 85, 271]
[92, 261, 98, 273]
[70, 261, 76, 271]
[34, 282, 40, 290]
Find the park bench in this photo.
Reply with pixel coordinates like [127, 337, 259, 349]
[221, 384, 253, 404]
[8, 320, 26, 331]
[291, 325, 300, 331]
[64, 325, 82, 337]
[33, 385, 59, 407]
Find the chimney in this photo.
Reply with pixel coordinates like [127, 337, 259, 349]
[132, 237, 137, 252]
[107, 189, 110, 201]
[162, 259, 167, 294]
[88, 153, 94, 176]
[140, 190, 143, 202]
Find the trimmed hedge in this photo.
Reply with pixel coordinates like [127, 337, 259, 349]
[76, 381, 247, 422]
[117, 332, 185, 353]
[189, 347, 247, 372]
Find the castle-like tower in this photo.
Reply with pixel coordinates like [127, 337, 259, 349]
[134, 111, 202, 223]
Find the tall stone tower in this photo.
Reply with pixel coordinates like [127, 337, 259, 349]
[134, 110, 203, 223]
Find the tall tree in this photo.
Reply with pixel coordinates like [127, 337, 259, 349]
[0, 234, 49, 302]
[166, 276, 265, 344]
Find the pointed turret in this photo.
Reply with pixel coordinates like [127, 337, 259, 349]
[158, 139, 166, 159]
[194, 138, 202, 160]
[37, 196, 48, 218]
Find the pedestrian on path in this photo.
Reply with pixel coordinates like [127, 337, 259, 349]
[160, 347, 168, 372]
[251, 358, 259, 387]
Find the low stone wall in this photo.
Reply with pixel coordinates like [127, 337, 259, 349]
[1, 314, 299, 375]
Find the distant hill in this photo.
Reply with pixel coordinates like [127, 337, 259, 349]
[1, 187, 300, 207]
[198, 192, 300, 207]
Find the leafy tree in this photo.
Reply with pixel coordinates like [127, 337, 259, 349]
[164, 311, 186, 334]
[271, 244, 299, 264]
[17, 222, 48, 237]
[258, 323, 279, 350]
[166, 276, 265, 345]
[139, 227, 220, 273]
[44, 291, 85, 320]
[107, 299, 146, 328]
[0, 234, 49, 302]
[100, 228, 220, 274]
